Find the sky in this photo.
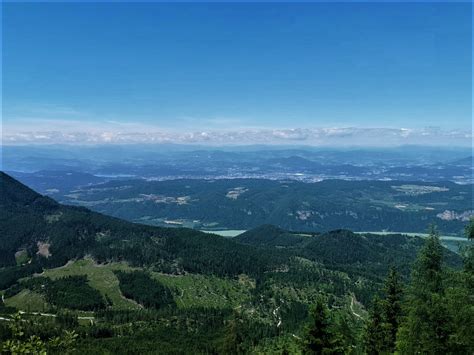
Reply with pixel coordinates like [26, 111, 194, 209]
[2, 2, 472, 146]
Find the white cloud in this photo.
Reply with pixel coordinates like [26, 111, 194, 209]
[2, 121, 472, 147]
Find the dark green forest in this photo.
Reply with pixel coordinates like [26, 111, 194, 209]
[114, 271, 174, 309]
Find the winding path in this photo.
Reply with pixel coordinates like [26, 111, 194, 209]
[350, 295, 363, 320]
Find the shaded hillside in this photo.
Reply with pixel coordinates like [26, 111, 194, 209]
[0, 172, 281, 287]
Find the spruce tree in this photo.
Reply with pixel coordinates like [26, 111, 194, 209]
[303, 297, 335, 355]
[363, 296, 390, 354]
[381, 267, 403, 352]
[333, 312, 358, 353]
[446, 218, 474, 351]
[414, 225, 444, 293]
[397, 226, 451, 354]
[363, 268, 403, 354]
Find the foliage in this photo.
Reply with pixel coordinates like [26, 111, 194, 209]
[363, 296, 391, 354]
[303, 297, 345, 354]
[396, 226, 473, 353]
[115, 270, 174, 309]
[0, 313, 78, 354]
[363, 267, 404, 354]
[45, 275, 106, 311]
[10, 275, 106, 311]
[223, 311, 247, 354]
[56, 311, 79, 328]
[397, 229, 450, 353]
[380, 267, 403, 351]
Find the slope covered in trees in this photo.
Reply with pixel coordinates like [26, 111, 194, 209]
[362, 228, 474, 354]
[235, 225, 461, 281]
[0, 172, 282, 287]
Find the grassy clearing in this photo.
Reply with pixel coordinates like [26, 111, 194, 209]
[6, 259, 253, 312]
[5, 289, 49, 312]
[41, 258, 141, 310]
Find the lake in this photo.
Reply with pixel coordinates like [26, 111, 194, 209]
[201, 230, 246, 237]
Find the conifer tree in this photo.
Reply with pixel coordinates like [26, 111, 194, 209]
[381, 267, 403, 352]
[303, 297, 335, 355]
[363, 296, 390, 354]
[397, 226, 451, 354]
[445, 218, 474, 351]
[333, 312, 358, 353]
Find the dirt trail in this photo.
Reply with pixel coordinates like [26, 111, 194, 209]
[18, 311, 94, 321]
[350, 295, 363, 320]
[273, 305, 282, 328]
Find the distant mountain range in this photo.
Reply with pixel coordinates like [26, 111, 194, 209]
[2, 145, 473, 184]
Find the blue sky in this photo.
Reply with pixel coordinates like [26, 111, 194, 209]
[2, 2, 472, 145]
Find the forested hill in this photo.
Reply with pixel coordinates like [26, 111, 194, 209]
[0, 172, 283, 284]
[234, 224, 462, 277]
